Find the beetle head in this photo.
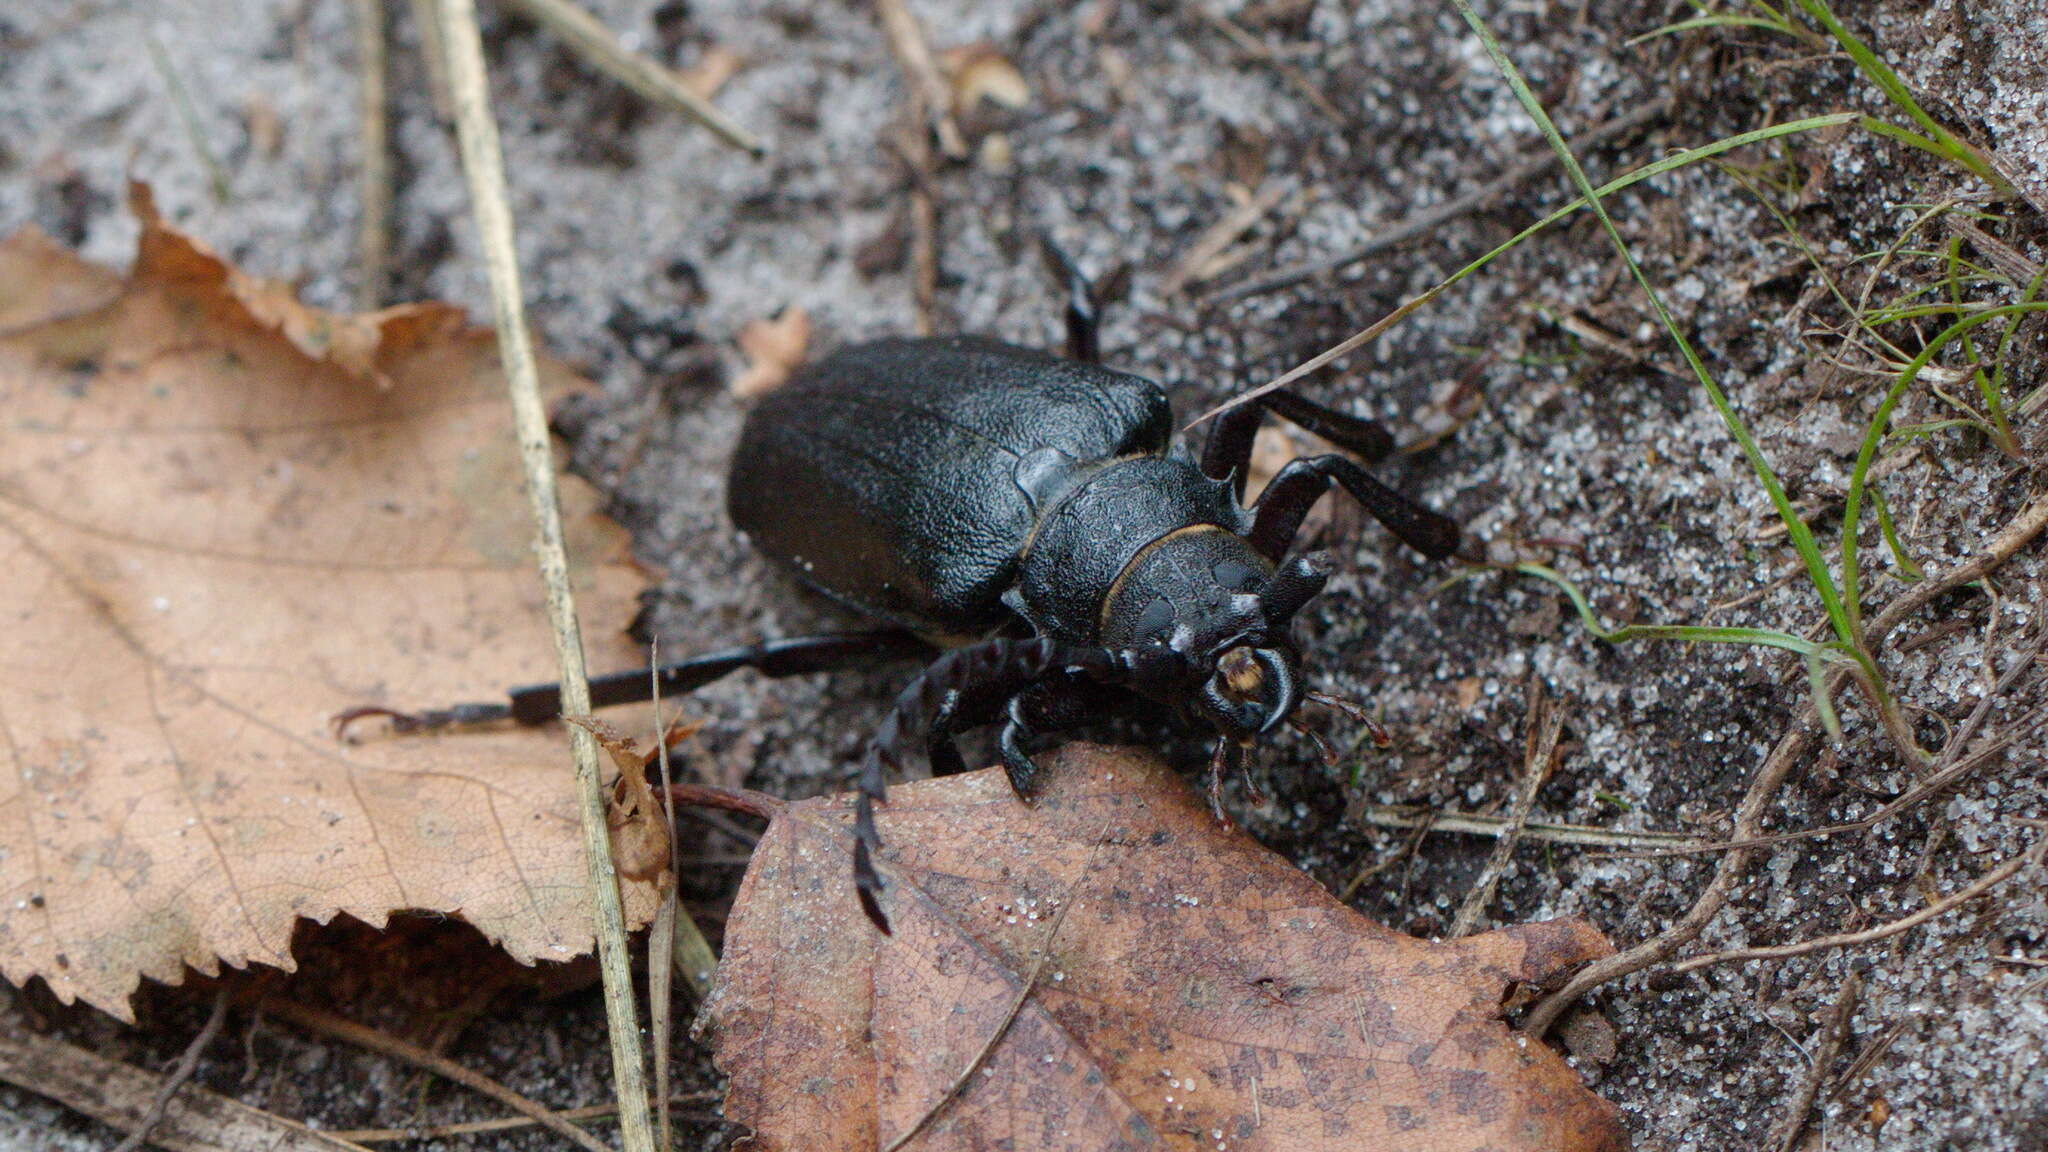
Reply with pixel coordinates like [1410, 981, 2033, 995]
[1100, 530, 1333, 739]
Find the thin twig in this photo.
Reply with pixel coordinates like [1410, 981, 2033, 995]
[142, 25, 230, 203]
[409, 0, 455, 121]
[1207, 101, 1667, 302]
[873, 0, 967, 160]
[648, 645, 679, 1152]
[668, 781, 784, 820]
[1631, 627, 2045, 859]
[1200, 8, 1347, 125]
[1449, 686, 1565, 937]
[1352, 806, 1705, 851]
[1768, 972, 1861, 1152]
[1161, 180, 1293, 297]
[0, 1006, 367, 1152]
[351, 0, 392, 310]
[500, 0, 763, 154]
[881, 820, 1109, 1152]
[1672, 834, 2048, 973]
[1943, 215, 2043, 284]
[902, 129, 941, 335]
[1340, 813, 1435, 901]
[262, 999, 611, 1152]
[109, 985, 232, 1152]
[1625, 731, 2019, 858]
[328, 1094, 720, 1142]
[435, 3, 654, 1149]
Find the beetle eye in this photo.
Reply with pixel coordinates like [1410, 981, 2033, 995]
[1135, 596, 1175, 638]
[1210, 558, 1260, 591]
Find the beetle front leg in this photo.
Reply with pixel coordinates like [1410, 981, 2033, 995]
[1248, 454, 1460, 561]
[854, 637, 1091, 930]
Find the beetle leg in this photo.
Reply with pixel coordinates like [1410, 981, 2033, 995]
[1204, 740, 1241, 829]
[856, 637, 1102, 931]
[1200, 395, 1266, 502]
[1260, 391, 1395, 462]
[997, 702, 1041, 799]
[1039, 235, 1101, 363]
[1248, 454, 1460, 562]
[1202, 392, 1397, 506]
[338, 629, 934, 737]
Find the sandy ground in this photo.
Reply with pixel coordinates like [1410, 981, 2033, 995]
[3, 0, 2046, 1149]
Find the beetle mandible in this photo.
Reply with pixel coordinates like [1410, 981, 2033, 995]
[350, 252, 1461, 930]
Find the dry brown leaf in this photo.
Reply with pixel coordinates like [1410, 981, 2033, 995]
[565, 715, 674, 884]
[708, 744, 1627, 1151]
[128, 183, 466, 387]
[0, 193, 657, 1020]
[730, 307, 811, 398]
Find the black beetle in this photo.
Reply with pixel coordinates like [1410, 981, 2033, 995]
[348, 257, 1460, 929]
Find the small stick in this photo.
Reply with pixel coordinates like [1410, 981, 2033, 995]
[1448, 686, 1564, 937]
[1768, 972, 1861, 1152]
[1201, 8, 1346, 125]
[1339, 816, 1433, 902]
[905, 130, 941, 335]
[351, 0, 392, 309]
[329, 1095, 718, 1142]
[1672, 834, 2048, 973]
[0, 1008, 365, 1152]
[1208, 101, 1667, 301]
[667, 781, 784, 820]
[1161, 181, 1293, 297]
[499, 0, 764, 155]
[263, 998, 611, 1152]
[647, 646, 679, 1152]
[410, 0, 455, 120]
[108, 985, 232, 1152]
[1352, 806, 1705, 852]
[873, 0, 967, 160]
[435, 3, 655, 1149]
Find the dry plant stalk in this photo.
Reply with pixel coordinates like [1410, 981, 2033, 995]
[107, 987, 232, 1152]
[264, 998, 612, 1152]
[500, 0, 763, 155]
[351, 0, 391, 309]
[0, 1004, 366, 1152]
[874, 0, 967, 159]
[433, 1, 654, 1148]
[1449, 686, 1564, 937]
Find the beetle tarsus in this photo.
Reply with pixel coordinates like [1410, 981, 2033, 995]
[997, 709, 1042, 801]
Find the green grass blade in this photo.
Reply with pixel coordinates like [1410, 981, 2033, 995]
[1796, 0, 2005, 188]
[1626, 14, 1798, 46]
[1450, 0, 1859, 655]
[1871, 487, 1923, 581]
[1512, 565, 1828, 657]
[1838, 300, 2048, 625]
